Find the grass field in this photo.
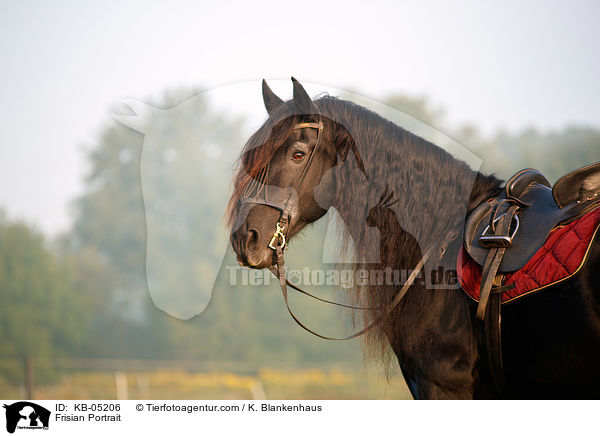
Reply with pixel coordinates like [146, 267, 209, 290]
[0, 367, 412, 400]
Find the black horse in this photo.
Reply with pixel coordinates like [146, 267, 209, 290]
[227, 78, 600, 399]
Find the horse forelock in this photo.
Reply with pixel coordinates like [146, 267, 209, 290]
[226, 107, 301, 228]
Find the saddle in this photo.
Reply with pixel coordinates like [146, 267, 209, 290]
[465, 163, 600, 274]
[462, 162, 600, 396]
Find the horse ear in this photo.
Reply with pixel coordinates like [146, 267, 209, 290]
[291, 77, 317, 114]
[262, 79, 284, 114]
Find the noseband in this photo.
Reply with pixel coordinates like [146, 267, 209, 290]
[238, 120, 457, 340]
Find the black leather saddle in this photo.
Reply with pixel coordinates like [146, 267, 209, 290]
[465, 162, 600, 273]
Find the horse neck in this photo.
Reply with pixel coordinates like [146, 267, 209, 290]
[331, 121, 502, 267]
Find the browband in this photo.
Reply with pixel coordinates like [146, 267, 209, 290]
[294, 122, 324, 131]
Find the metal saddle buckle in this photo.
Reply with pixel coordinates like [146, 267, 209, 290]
[478, 213, 520, 248]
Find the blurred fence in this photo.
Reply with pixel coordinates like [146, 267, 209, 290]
[0, 356, 411, 400]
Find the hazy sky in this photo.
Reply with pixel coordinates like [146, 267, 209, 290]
[1, 0, 599, 234]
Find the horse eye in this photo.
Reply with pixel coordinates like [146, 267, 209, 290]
[292, 151, 305, 161]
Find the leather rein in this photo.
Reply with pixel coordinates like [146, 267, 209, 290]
[239, 120, 454, 340]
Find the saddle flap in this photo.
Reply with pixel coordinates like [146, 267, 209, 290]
[464, 183, 573, 272]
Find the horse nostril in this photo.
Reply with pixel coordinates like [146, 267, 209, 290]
[246, 228, 260, 251]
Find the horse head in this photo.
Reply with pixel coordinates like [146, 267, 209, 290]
[228, 78, 366, 269]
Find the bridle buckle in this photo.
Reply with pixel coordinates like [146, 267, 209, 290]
[268, 222, 287, 250]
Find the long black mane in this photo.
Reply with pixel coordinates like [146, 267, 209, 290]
[311, 96, 503, 357]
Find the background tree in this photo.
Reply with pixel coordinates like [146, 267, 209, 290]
[66, 88, 369, 364]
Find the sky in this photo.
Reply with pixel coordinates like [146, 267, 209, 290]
[0, 0, 599, 235]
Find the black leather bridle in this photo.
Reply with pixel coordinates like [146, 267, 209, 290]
[238, 120, 456, 340]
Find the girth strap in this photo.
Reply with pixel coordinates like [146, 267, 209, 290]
[484, 291, 511, 397]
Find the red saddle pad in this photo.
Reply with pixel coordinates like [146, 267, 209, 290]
[458, 207, 600, 303]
